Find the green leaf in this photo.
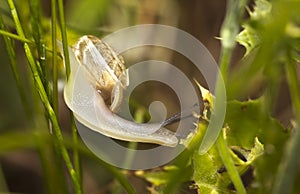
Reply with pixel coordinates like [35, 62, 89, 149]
[236, 24, 260, 55]
[225, 99, 263, 148]
[190, 97, 290, 193]
[193, 143, 226, 193]
[136, 164, 193, 193]
[137, 167, 176, 186]
[225, 99, 288, 193]
[236, 0, 272, 55]
[192, 134, 264, 194]
[225, 99, 286, 146]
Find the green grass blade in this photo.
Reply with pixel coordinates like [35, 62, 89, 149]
[0, 29, 32, 43]
[29, 0, 49, 94]
[57, 0, 82, 191]
[0, 14, 33, 123]
[217, 131, 246, 194]
[199, 0, 247, 154]
[215, 1, 247, 193]
[51, 0, 58, 116]
[6, 0, 82, 193]
[273, 53, 300, 194]
[37, 141, 69, 194]
[0, 131, 136, 194]
[57, 0, 70, 78]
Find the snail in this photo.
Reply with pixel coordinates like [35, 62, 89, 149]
[62, 35, 180, 146]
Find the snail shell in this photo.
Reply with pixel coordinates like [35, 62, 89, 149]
[72, 35, 128, 111]
[62, 35, 178, 146]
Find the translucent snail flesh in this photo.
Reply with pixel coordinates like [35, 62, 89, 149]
[62, 35, 178, 146]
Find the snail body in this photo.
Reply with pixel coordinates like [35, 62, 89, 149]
[62, 35, 178, 146]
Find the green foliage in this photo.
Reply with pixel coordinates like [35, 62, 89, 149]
[0, 0, 300, 193]
[138, 0, 300, 193]
[140, 97, 285, 193]
[236, 0, 272, 55]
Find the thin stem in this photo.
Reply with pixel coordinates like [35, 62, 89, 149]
[273, 54, 300, 194]
[219, 0, 247, 81]
[0, 29, 32, 43]
[29, 0, 48, 93]
[215, 0, 247, 193]
[0, 29, 54, 54]
[217, 131, 246, 194]
[51, 0, 58, 115]
[71, 114, 82, 186]
[57, 0, 70, 78]
[199, 0, 248, 155]
[6, 0, 81, 193]
[0, 15, 33, 123]
[50, 3, 69, 192]
[0, 131, 136, 194]
[57, 0, 82, 191]
[0, 29, 53, 53]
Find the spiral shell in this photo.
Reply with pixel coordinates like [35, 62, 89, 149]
[72, 35, 128, 111]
